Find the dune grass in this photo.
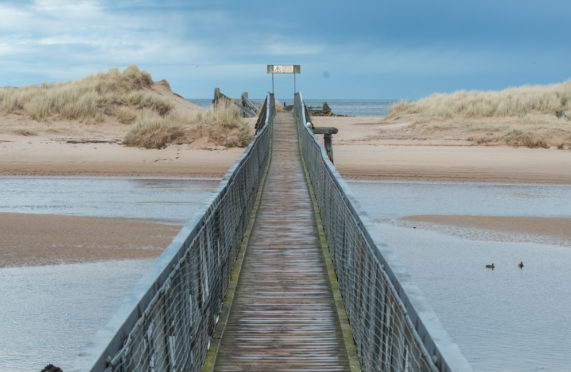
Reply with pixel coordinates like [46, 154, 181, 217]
[195, 102, 252, 147]
[122, 111, 188, 149]
[388, 80, 571, 119]
[385, 80, 571, 149]
[0, 65, 172, 124]
[1, 66, 253, 149]
[123, 101, 252, 149]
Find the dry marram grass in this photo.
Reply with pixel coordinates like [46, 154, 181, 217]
[388, 80, 571, 119]
[385, 80, 571, 149]
[0, 65, 172, 124]
[123, 101, 252, 149]
[1, 65, 253, 150]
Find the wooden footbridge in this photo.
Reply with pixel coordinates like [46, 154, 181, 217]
[75, 94, 471, 371]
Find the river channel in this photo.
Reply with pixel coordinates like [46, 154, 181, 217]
[1, 177, 570, 371]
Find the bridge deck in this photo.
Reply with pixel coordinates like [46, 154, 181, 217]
[214, 113, 349, 371]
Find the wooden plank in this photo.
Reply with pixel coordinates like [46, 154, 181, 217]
[214, 113, 349, 371]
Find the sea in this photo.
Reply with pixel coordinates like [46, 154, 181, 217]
[189, 98, 395, 117]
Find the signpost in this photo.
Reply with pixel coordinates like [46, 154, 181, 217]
[267, 65, 301, 95]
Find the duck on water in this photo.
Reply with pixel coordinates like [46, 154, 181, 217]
[485, 262, 524, 270]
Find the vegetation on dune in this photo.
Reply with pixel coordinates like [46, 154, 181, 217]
[194, 101, 252, 147]
[388, 80, 571, 119]
[0, 65, 253, 149]
[386, 80, 571, 149]
[274, 99, 283, 112]
[0, 65, 172, 124]
[122, 111, 188, 149]
[123, 101, 252, 149]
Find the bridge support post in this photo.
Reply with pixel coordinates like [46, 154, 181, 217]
[324, 133, 333, 164]
[312, 126, 338, 164]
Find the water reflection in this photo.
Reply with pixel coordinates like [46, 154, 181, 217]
[0, 259, 155, 371]
[2, 178, 570, 371]
[0, 177, 218, 222]
[348, 180, 571, 220]
[348, 181, 571, 371]
[0, 177, 217, 370]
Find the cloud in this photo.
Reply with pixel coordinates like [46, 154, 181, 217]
[304, 41, 570, 79]
[0, 0, 212, 77]
[1, 0, 569, 97]
[0, 43, 18, 56]
[33, 0, 101, 16]
[262, 42, 325, 56]
[0, 5, 33, 31]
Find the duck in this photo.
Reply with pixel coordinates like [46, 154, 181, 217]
[485, 263, 495, 270]
[518, 261, 524, 269]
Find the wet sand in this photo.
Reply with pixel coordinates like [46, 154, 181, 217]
[401, 215, 571, 245]
[0, 213, 182, 268]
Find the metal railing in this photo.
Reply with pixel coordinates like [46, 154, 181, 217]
[74, 94, 275, 372]
[294, 93, 472, 372]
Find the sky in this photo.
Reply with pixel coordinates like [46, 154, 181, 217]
[0, 0, 569, 100]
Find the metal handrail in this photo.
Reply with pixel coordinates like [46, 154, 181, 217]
[74, 94, 275, 372]
[294, 92, 472, 372]
[73, 90, 471, 371]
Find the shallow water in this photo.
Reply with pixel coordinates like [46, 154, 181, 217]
[0, 177, 218, 370]
[0, 177, 218, 222]
[0, 259, 155, 371]
[347, 180, 571, 220]
[2, 178, 571, 370]
[347, 181, 571, 371]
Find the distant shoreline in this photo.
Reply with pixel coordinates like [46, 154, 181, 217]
[188, 98, 396, 117]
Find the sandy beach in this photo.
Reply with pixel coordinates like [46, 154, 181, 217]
[0, 81, 248, 178]
[312, 116, 571, 184]
[0, 213, 181, 268]
[1, 95, 571, 268]
[0, 132, 244, 178]
[401, 215, 571, 246]
[2, 115, 571, 183]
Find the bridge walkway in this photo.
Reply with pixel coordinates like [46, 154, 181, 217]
[213, 112, 350, 371]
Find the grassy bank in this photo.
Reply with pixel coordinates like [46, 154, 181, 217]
[386, 80, 571, 149]
[0, 65, 172, 124]
[388, 80, 570, 119]
[123, 101, 251, 149]
[0, 66, 252, 149]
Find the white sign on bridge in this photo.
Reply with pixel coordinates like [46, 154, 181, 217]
[267, 65, 301, 74]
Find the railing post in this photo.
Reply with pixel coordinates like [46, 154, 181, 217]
[324, 133, 333, 164]
[293, 91, 472, 372]
[74, 93, 276, 372]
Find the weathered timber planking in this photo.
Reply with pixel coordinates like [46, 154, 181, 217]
[213, 113, 349, 371]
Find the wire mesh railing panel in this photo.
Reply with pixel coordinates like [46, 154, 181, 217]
[75, 94, 275, 372]
[294, 93, 471, 372]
